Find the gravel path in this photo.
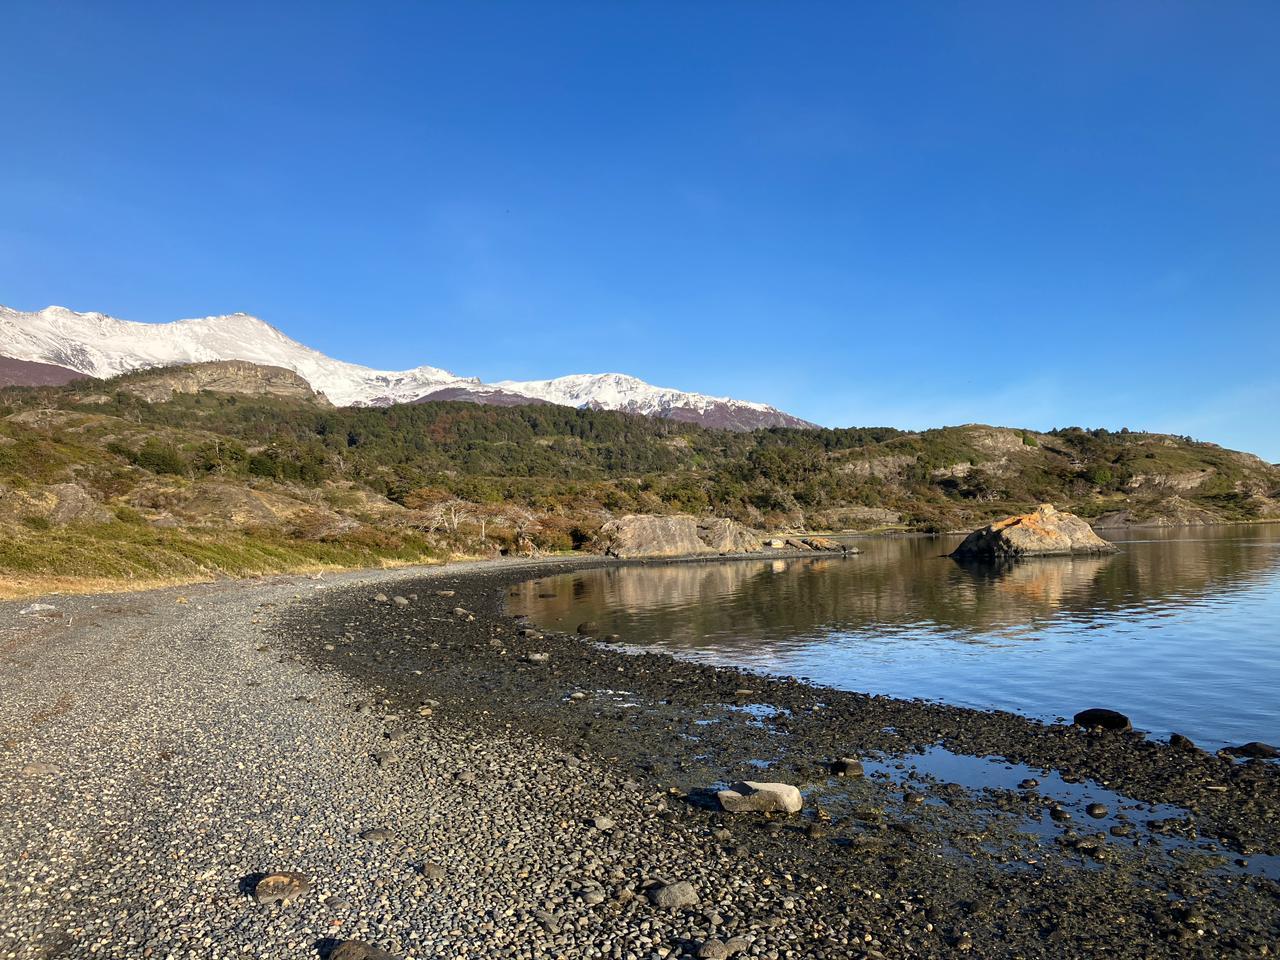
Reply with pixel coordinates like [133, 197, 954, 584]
[0, 562, 853, 960]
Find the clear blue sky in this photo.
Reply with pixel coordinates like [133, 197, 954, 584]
[2, 2, 1277, 459]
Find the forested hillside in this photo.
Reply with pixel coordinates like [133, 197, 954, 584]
[0, 366, 1276, 593]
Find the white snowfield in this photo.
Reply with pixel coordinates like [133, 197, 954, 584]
[0, 304, 810, 427]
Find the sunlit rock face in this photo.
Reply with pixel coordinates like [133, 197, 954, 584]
[950, 504, 1117, 558]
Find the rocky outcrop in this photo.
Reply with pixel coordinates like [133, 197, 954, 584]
[117, 361, 330, 405]
[595, 514, 763, 558]
[0, 482, 113, 526]
[950, 504, 1116, 558]
[697, 517, 764, 554]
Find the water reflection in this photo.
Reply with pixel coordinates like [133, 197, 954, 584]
[508, 525, 1280, 748]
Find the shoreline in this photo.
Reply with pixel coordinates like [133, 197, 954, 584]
[4, 558, 1278, 958]
[5, 514, 1277, 602]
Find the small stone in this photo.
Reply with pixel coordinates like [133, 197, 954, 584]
[329, 941, 399, 960]
[419, 861, 446, 881]
[1086, 803, 1109, 818]
[577, 621, 600, 636]
[1049, 806, 1072, 822]
[373, 593, 389, 603]
[831, 757, 863, 777]
[253, 871, 311, 905]
[525, 652, 551, 664]
[648, 880, 698, 909]
[20, 761, 62, 777]
[1018, 778, 1039, 790]
[392, 595, 409, 607]
[360, 827, 393, 842]
[373, 750, 397, 767]
[1169, 733, 1198, 751]
[591, 815, 616, 831]
[698, 937, 749, 960]
[435, 589, 455, 597]
[452, 607, 472, 618]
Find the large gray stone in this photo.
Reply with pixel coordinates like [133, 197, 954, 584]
[716, 780, 803, 814]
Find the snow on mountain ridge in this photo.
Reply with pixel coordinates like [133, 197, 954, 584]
[1, 304, 467, 406]
[0, 304, 814, 429]
[495, 372, 773, 415]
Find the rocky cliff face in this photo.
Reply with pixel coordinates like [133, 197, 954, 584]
[950, 504, 1117, 558]
[116, 361, 330, 404]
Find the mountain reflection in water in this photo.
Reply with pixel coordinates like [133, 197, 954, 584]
[507, 525, 1280, 749]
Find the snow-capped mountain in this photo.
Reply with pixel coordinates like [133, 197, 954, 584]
[496, 373, 815, 430]
[0, 305, 480, 406]
[0, 304, 814, 430]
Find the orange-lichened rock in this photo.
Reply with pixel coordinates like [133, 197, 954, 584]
[950, 504, 1117, 558]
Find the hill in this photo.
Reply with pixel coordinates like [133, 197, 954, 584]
[0, 364, 1276, 594]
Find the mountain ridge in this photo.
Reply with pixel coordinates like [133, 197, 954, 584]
[0, 304, 810, 430]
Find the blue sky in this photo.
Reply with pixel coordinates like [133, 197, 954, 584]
[2, 2, 1277, 459]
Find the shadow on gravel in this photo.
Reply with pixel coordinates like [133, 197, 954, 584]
[237, 872, 268, 897]
[314, 937, 341, 958]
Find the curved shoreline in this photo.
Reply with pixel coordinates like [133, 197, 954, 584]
[3, 558, 1277, 958]
[284, 557, 1280, 956]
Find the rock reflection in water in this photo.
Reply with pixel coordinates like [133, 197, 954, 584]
[508, 525, 1280, 748]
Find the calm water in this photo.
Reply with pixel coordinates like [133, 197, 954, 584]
[507, 525, 1280, 750]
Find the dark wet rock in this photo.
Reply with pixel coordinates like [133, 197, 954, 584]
[329, 940, 399, 960]
[716, 780, 803, 814]
[576, 621, 599, 636]
[950, 504, 1116, 558]
[1169, 733, 1199, 751]
[1049, 806, 1072, 822]
[1073, 708, 1132, 732]
[648, 880, 698, 909]
[253, 871, 311, 905]
[1226, 741, 1279, 759]
[831, 757, 864, 777]
[1086, 803, 1109, 818]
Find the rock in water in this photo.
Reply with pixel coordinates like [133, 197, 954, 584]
[253, 871, 311, 904]
[1073, 708, 1132, 732]
[329, 941, 399, 960]
[831, 757, 864, 777]
[716, 780, 804, 814]
[1227, 741, 1280, 759]
[648, 880, 699, 909]
[950, 504, 1116, 558]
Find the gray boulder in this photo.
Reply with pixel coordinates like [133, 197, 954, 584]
[716, 780, 803, 814]
[648, 880, 699, 909]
